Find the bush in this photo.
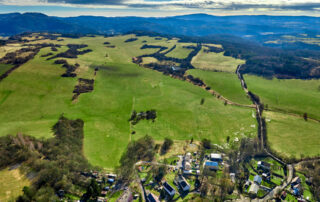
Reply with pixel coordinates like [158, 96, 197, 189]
[202, 138, 211, 149]
[160, 138, 173, 155]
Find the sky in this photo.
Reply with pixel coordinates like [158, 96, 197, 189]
[0, 0, 320, 17]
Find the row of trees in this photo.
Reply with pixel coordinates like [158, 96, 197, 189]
[47, 44, 92, 60]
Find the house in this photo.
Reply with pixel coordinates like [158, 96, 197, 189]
[204, 161, 219, 171]
[163, 182, 175, 197]
[210, 153, 222, 162]
[147, 193, 160, 202]
[177, 176, 190, 192]
[107, 178, 115, 183]
[262, 173, 270, 181]
[107, 174, 117, 178]
[185, 153, 192, 161]
[292, 176, 301, 186]
[257, 161, 271, 171]
[171, 66, 178, 71]
[254, 175, 262, 185]
[103, 186, 109, 191]
[230, 173, 236, 183]
[97, 197, 107, 202]
[184, 162, 191, 170]
[183, 170, 192, 175]
[249, 183, 259, 195]
[101, 191, 107, 196]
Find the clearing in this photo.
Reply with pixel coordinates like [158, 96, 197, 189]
[191, 46, 245, 72]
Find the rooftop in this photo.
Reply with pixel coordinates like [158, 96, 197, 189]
[205, 161, 219, 167]
[210, 153, 222, 159]
[163, 182, 174, 192]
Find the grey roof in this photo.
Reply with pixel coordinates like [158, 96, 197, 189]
[254, 175, 262, 184]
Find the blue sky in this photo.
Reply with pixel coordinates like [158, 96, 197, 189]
[0, 0, 320, 17]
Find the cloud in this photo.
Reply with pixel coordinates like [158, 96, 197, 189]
[1, 0, 320, 13]
[47, 0, 124, 5]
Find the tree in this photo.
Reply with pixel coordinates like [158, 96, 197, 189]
[85, 179, 101, 200]
[152, 165, 167, 182]
[160, 138, 173, 155]
[202, 138, 211, 149]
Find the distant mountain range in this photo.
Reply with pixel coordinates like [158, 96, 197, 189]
[1, 12, 320, 41]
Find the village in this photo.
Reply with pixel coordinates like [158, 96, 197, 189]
[76, 140, 314, 202]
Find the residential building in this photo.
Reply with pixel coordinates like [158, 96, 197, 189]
[254, 175, 262, 185]
[147, 193, 160, 202]
[163, 182, 175, 197]
[177, 176, 190, 192]
[257, 161, 271, 171]
[204, 160, 219, 170]
[292, 176, 301, 185]
[249, 183, 259, 195]
[210, 153, 222, 162]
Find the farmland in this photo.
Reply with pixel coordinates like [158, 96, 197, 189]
[187, 69, 251, 105]
[191, 46, 245, 72]
[245, 75, 320, 120]
[0, 34, 256, 169]
[265, 111, 320, 158]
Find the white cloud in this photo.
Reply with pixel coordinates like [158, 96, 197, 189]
[1, 0, 320, 16]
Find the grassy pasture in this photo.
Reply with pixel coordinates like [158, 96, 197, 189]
[0, 168, 30, 201]
[0, 35, 256, 169]
[165, 42, 195, 59]
[187, 69, 251, 105]
[191, 46, 245, 72]
[0, 63, 13, 76]
[265, 111, 320, 158]
[245, 75, 320, 120]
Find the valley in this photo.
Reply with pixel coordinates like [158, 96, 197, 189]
[0, 32, 319, 201]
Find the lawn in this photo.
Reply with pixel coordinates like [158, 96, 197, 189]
[0, 35, 256, 170]
[191, 46, 245, 72]
[187, 69, 251, 105]
[245, 75, 320, 120]
[265, 111, 320, 158]
[0, 168, 30, 201]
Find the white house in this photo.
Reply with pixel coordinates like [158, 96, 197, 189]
[178, 176, 190, 192]
[163, 182, 175, 197]
[210, 153, 222, 162]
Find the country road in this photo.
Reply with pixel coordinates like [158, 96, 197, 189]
[236, 65, 295, 201]
[236, 65, 265, 150]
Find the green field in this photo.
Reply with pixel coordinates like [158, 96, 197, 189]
[187, 69, 251, 105]
[0, 64, 13, 76]
[191, 46, 245, 72]
[0, 35, 256, 170]
[265, 111, 320, 158]
[245, 75, 320, 120]
[165, 42, 195, 59]
[0, 168, 30, 201]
